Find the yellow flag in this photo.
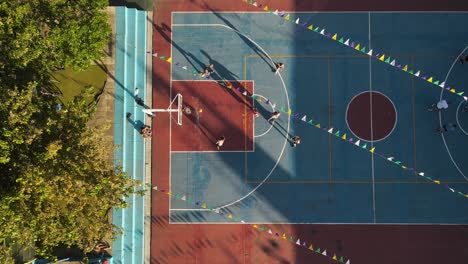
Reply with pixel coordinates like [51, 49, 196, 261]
[308, 244, 314, 250]
[315, 123, 320, 128]
[308, 25, 313, 30]
[341, 134, 347, 140]
[285, 14, 290, 20]
[433, 180, 440, 184]
[332, 34, 337, 40]
[370, 147, 375, 153]
[201, 203, 207, 209]
[166, 57, 172, 63]
[333, 254, 338, 260]
[379, 54, 385, 61]
[263, 6, 268, 11]
[403, 65, 408, 71]
[450, 89, 456, 93]
[355, 44, 360, 50]
[427, 77, 433, 83]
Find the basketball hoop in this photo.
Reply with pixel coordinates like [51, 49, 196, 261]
[142, 93, 183, 125]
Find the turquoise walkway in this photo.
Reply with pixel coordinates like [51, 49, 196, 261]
[112, 6, 148, 264]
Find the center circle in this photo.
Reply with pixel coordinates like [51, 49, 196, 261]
[346, 91, 397, 142]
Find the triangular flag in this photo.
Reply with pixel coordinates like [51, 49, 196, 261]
[167, 191, 172, 196]
[282, 233, 286, 239]
[334, 131, 340, 136]
[387, 157, 394, 161]
[242, 91, 247, 96]
[152, 53, 158, 57]
[333, 254, 338, 260]
[439, 81, 445, 87]
[328, 128, 334, 133]
[342, 134, 347, 140]
[263, 5, 269, 11]
[181, 195, 186, 201]
[450, 88, 456, 93]
[402, 65, 408, 71]
[390, 60, 396, 66]
[370, 147, 375, 153]
[308, 244, 314, 250]
[253, 224, 258, 228]
[252, 2, 257, 6]
[285, 14, 290, 20]
[287, 109, 292, 115]
[308, 119, 314, 124]
[322, 250, 327, 256]
[339, 256, 345, 263]
[395, 161, 401, 165]
[314, 27, 319, 32]
[354, 140, 360, 146]
[214, 208, 220, 213]
[384, 57, 391, 63]
[332, 34, 337, 40]
[166, 57, 172, 63]
[257, 97, 262, 102]
[427, 77, 433, 83]
[268, 229, 272, 234]
[433, 180, 441, 184]
[307, 25, 313, 30]
[296, 239, 301, 245]
[355, 44, 360, 50]
[315, 123, 321, 128]
[201, 203, 207, 208]
[360, 46, 366, 53]
[320, 29, 325, 35]
[301, 115, 307, 121]
[153, 186, 158, 190]
[339, 37, 344, 43]
[159, 55, 165, 60]
[464, 96, 468, 101]
[315, 248, 321, 253]
[414, 71, 420, 77]
[350, 42, 355, 48]
[326, 33, 332, 38]
[379, 54, 385, 61]
[456, 91, 464, 96]
[362, 144, 367, 149]
[367, 49, 373, 56]
[182, 66, 187, 70]
[344, 39, 350, 46]
[434, 80, 439, 85]
[295, 18, 300, 24]
[345, 260, 350, 264]
[259, 226, 265, 231]
[273, 10, 279, 15]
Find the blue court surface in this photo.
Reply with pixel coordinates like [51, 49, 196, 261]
[168, 12, 468, 224]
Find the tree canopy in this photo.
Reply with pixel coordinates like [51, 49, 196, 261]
[0, 0, 143, 260]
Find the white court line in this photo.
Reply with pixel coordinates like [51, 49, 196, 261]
[438, 45, 468, 182]
[368, 12, 377, 224]
[168, 221, 465, 225]
[170, 208, 211, 211]
[170, 23, 291, 211]
[169, 12, 173, 220]
[456, 100, 468, 136]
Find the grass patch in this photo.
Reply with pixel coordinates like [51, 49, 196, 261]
[51, 65, 107, 104]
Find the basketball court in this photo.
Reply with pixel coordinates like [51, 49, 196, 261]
[149, 1, 468, 263]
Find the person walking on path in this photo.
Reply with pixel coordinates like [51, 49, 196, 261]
[437, 123, 458, 134]
[427, 99, 449, 111]
[274, 62, 284, 74]
[268, 111, 281, 123]
[291, 136, 301, 147]
[215, 136, 225, 150]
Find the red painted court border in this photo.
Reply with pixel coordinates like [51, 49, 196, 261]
[151, 1, 468, 263]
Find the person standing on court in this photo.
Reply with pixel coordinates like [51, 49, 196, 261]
[216, 136, 225, 150]
[268, 111, 281, 123]
[274, 62, 284, 74]
[427, 99, 448, 111]
[291, 136, 301, 147]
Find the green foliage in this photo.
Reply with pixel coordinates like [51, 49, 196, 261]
[0, 0, 141, 260]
